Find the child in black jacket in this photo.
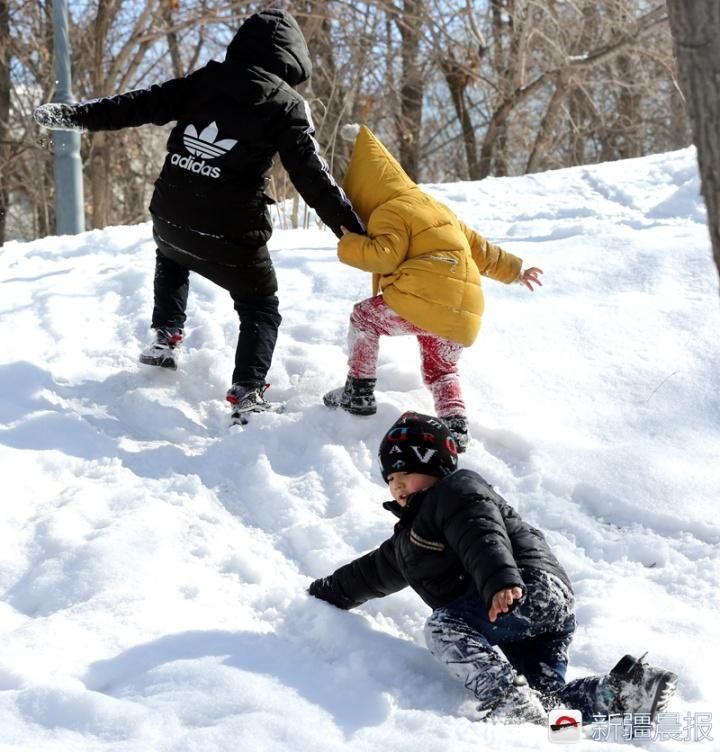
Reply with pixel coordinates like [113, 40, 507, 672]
[34, 9, 363, 423]
[308, 412, 677, 725]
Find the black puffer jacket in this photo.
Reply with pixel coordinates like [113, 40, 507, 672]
[73, 10, 363, 255]
[315, 469, 571, 612]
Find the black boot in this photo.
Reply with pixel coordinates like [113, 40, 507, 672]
[609, 653, 678, 720]
[323, 376, 377, 416]
[441, 415, 469, 453]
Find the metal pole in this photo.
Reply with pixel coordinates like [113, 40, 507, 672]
[52, 0, 85, 235]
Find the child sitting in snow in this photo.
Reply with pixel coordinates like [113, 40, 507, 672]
[308, 411, 677, 724]
[323, 125, 542, 451]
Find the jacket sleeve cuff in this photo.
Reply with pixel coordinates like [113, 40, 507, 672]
[481, 568, 525, 610]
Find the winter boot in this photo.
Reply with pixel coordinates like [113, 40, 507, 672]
[226, 383, 284, 425]
[323, 376, 377, 416]
[608, 653, 677, 720]
[442, 415, 470, 453]
[139, 327, 184, 370]
[485, 675, 547, 725]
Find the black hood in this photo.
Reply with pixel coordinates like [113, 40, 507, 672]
[225, 9, 311, 86]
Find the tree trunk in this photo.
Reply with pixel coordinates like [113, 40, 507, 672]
[440, 56, 478, 179]
[0, 0, 9, 244]
[614, 53, 643, 159]
[89, 132, 111, 229]
[299, 5, 345, 172]
[163, 1, 184, 79]
[478, 75, 547, 179]
[489, 0, 512, 175]
[566, 1, 600, 166]
[666, 0, 720, 288]
[526, 71, 569, 173]
[396, 0, 424, 180]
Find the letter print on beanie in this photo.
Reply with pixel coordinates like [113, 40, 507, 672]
[378, 412, 458, 481]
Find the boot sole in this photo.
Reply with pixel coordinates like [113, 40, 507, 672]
[230, 403, 285, 426]
[323, 402, 376, 416]
[650, 672, 678, 718]
[139, 354, 178, 370]
[345, 406, 376, 416]
[322, 395, 376, 415]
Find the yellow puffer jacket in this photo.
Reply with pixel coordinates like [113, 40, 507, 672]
[338, 126, 522, 347]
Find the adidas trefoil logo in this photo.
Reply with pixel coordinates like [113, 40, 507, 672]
[170, 121, 238, 179]
[184, 122, 237, 158]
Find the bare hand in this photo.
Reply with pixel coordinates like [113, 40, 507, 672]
[488, 586, 523, 622]
[340, 225, 351, 236]
[520, 267, 544, 291]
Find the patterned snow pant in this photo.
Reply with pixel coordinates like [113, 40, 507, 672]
[425, 569, 613, 723]
[347, 295, 466, 417]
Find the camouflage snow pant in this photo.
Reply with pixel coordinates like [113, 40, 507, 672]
[424, 568, 615, 721]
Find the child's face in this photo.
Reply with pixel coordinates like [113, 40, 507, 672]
[387, 472, 439, 506]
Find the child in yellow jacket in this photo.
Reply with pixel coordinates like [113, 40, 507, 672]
[324, 125, 542, 450]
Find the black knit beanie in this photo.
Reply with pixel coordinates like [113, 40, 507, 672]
[378, 412, 459, 482]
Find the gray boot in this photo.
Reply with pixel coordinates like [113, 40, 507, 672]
[139, 327, 184, 370]
[441, 415, 469, 453]
[553, 652, 678, 725]
[323, 376, 377, 416]
[226, 383, 284, 425]
[608, 653, 678, 719]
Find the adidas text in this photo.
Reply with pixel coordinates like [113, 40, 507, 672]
[170, 153, 221, 178]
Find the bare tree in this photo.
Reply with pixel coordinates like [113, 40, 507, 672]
[493, 2, 672, 178]
[429, 1, 682, 180]
[0, 0, 9, 243]
[1, 0, 703, 241]
[435, 1, 484, 179]
[394, 0, 425, 180]
[667, 0, 720, 287]
[163, 0, 185, 79]
[297, 2, 349, 170]
[2, 0, 57, 241]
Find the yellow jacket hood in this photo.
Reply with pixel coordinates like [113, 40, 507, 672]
[343, 125, 418, 223]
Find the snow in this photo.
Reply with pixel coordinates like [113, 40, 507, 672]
[1, 147, 719, 751]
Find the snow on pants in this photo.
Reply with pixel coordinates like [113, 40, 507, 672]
[347, 295, 466, 417]
[424, 569, 577, 714]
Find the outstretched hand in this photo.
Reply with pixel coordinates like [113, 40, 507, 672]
[34, 103, 84, 132]
[519, 266, 544, 291]
[488, 585, 523, 622]
[308, 576, 356, 610]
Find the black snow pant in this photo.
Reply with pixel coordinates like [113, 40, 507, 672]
[151, 232, 282, 387]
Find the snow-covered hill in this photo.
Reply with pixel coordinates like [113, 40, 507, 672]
[1, 148, 718, 751]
